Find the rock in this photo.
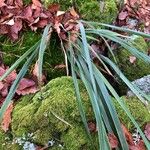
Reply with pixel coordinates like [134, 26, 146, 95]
[11, 77, 95, 149]
[0, 77, 149, 149]
[127, 75, 150, 97]
[110, 35, 150, 95]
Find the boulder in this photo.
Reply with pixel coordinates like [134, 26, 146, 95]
[0, 77, 149, 149]
[127, 75, 150, 97]
[110, 35, 150, 94]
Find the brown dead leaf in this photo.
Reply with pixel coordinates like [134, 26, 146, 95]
[54, 64, 66, 69]
[108, 133, 119, 149]
[48, 4, 60, 13]
[32, 0, 41, 8]
[88, 121, 97, 133]
[70, 7, 79, 18]
[129, 56, 136, 64]
[129, 140, 146, 150]
[121, 123, 134, 145]
[118, 11, 128, 20]
[1, 102, 13, 132]
[144, 123, 150, 140]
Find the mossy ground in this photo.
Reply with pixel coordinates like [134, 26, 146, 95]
[0, 77, 149, 149]
[0, 31, 65, 80]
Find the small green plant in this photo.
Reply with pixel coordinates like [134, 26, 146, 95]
[0, 20, 150, 149]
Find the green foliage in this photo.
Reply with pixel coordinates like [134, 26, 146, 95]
[1, 19, 150, 149]
[0, 31, 65, 80]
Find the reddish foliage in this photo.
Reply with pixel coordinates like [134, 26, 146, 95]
[117, 0, 150, 33]
[129, 140, 146, 150]
[0, 0, 79, 41]
[144, 123, 150, 140]
[0, 65, 39, 106]
[1, 102, 13, 132]
[108, 133, 119, 149]
[121, 123, 134, 145]
[88, 121, 97, 133]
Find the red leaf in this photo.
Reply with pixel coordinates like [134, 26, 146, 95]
[129, 140, 146, 150]
[118, 11, 128, 20]
[32, 0, 42, 8]
[1, 102, 13, 132]
[1, 83, 9, 97]
[16, 78, 38, 95]
[0, 81, 4, 90]
[16, 85, 38, 95]
[17, 78, 35, 91]
[48, 4, 60, 13]
[88, 121, 96, 133]
[5, 69, 17, 83]
[32, 61, 46, 83]
[121, 123, 134, 145]
[144, 123, 150, 140]
[108, 133, 119, 149]
[10, 19, 22, 40]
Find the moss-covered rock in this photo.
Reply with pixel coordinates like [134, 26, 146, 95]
[113, 96, 150, 130]
[1, 77, 149, 149]
[11, 77, 94, 149]
[110, 35, 150, 94]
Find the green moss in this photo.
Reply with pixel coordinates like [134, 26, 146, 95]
[0, 31, 41, 66]
[10, 77, 150, 148]
[113, 96, 150, 130]
[43, 0, 118, 23]
[11, 77, 94, 148]
[61, 125, 98, 149]
[117, 36, 149, 80]
[0, 130, 22, 150]
[110, 35, 150, 94]
[0, 31, 65, 80]
[79, 0, 118, 23]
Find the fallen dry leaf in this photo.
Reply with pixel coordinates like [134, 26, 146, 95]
[129, 140, 146, 150]
[1, 102, 13, 132]
[129, 56, 136, 64]
[108, 133, 119, 149]
[70, 7, 79, 18]
[88, 121, 97, 133]
[118, 11, 128, 20]
[121, 123, 134, 145]
[144, 123, 150, 140]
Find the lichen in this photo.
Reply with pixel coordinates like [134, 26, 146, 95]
[113, 96, 150, 130]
